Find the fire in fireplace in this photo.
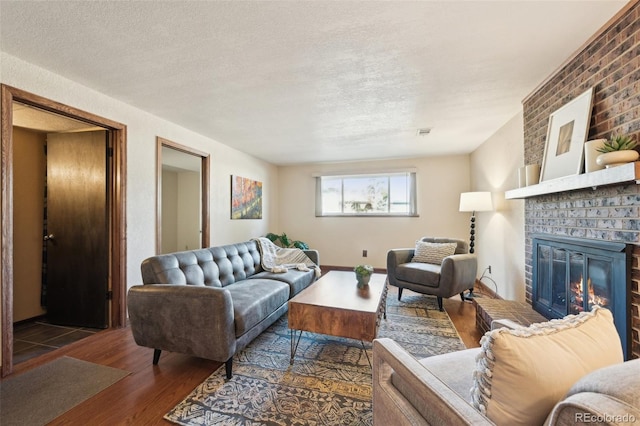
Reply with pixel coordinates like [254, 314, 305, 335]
[570, 276, 609, 314]
[532, 235, 632, 359]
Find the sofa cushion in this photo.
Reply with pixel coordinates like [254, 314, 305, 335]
[419, 237, 468, 255]
[210, 242, 261, 287]
[565, 358, 640, 407]
[141, 249, 223, 287]
[470, 306, 623, 426]
[394, 262, 441, 287]
[225, 279, 290, 337]
[411, 241, 456, 265]
[140, 241, 262, 287]
[249, 269, 316, 297]
[391, 348, 480, 419]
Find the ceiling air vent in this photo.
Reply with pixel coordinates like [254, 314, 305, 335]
[416, 128, 432, 136]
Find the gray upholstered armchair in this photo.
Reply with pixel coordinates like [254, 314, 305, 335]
[386, 237, 477, 311]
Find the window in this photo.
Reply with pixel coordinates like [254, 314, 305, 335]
[315, 171, 417, 216]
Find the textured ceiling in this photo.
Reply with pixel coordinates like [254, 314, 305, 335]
[0, 1, 628, 165]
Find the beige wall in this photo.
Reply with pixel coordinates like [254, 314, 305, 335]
[277, 155, 472, 269]
[13, 127, 47, 321]
[176, 170, 201, 251]
[161, 170, 179, 253]
[469, 112, 525, 301]
[161, 169, 202, 253]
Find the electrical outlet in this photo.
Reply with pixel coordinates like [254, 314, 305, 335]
[362, 249, 368, 257]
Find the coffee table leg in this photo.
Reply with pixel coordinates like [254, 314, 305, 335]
[383, 280, 388, 319]
[290, 329, 303, 365]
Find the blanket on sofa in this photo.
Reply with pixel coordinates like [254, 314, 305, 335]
[253, 237, 321, 278]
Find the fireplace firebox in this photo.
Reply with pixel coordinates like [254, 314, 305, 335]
[532, 235, 632, 359]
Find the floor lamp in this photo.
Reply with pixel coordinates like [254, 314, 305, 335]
[459, 191, 493, 298]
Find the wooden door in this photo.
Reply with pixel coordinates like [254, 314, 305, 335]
[45, 131, 109, 328]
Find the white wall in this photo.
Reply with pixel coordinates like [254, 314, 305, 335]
[1, 52, 279, 295]
[469, 112, 525, 301]
[277, 155, 472, 269]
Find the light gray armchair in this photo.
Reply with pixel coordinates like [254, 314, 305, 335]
[386, 237, 477, 311]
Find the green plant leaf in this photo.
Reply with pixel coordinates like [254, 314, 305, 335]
[292, 241, 309, 250]
[596, 135, 637, 152]
[265, 233, 279, 243]
[265, 232, 309, 250]
[280, 233, 291, 247]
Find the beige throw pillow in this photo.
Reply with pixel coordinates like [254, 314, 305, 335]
[411, 241, 456, 265]
[470, 306, 623, 426]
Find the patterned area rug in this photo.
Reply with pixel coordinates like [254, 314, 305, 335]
[165, 287, 466, 426]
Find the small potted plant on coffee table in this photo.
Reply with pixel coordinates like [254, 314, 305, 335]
[354, 264, 374, 288]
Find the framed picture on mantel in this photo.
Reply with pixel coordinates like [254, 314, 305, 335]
[540, 87, 594, 182]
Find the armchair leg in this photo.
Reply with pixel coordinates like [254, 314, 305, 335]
[436, 297, 444, 312]
[153, 349, 161, 365]
[398, 287, 404, 301]
[225, 358, 233, 380]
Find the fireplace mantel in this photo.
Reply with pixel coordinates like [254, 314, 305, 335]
[505, 161, 640, 200]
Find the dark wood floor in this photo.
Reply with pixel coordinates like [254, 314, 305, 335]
[4, 291, 484, 425]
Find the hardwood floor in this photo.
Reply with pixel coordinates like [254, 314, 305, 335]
[444, 294, 484, 349]
[3, 290, 484, 425]
[9, 325, 220, 425]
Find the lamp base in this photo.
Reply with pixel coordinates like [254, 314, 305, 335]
[464, 289, 482, 301]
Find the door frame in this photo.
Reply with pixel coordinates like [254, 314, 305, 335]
[0, 84, 127, 376]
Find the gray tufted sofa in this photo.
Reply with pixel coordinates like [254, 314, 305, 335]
[127, 240, 319, 379]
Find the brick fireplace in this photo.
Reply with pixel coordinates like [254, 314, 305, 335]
[522, 2, 640, 359]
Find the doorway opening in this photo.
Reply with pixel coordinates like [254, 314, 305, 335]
[156, 137, 210, 254]
[1, 85, 127, 377]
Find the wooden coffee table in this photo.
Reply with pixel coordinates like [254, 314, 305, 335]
[288, 270, 388, 365]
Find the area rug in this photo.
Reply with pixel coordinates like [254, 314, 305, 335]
[0, 356, 130, 426]
[165, 287, 466, 426]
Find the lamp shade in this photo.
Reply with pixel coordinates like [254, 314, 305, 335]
[459, 192, 493, 212]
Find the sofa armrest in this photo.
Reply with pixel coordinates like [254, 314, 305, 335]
[547, 392, 640, 426]
[440, 253, 477, 294]
[303, 249, 320, 267]
[386, 249, 415, 287]
[491, 318, 525, 330]
[373, 338, 493, 426]
[387, 248, 415, 268]
[127, 284, 236, 362]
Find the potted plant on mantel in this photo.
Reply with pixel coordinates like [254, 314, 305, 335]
[595, 134, 639, 168]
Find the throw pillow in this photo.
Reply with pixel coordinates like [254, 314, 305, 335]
[470, 306, 623, 426]
[411, 241, 456, 265]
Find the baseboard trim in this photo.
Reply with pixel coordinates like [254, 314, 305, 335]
[475, 279, 502, 299]
[321, 265, 387, 274]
